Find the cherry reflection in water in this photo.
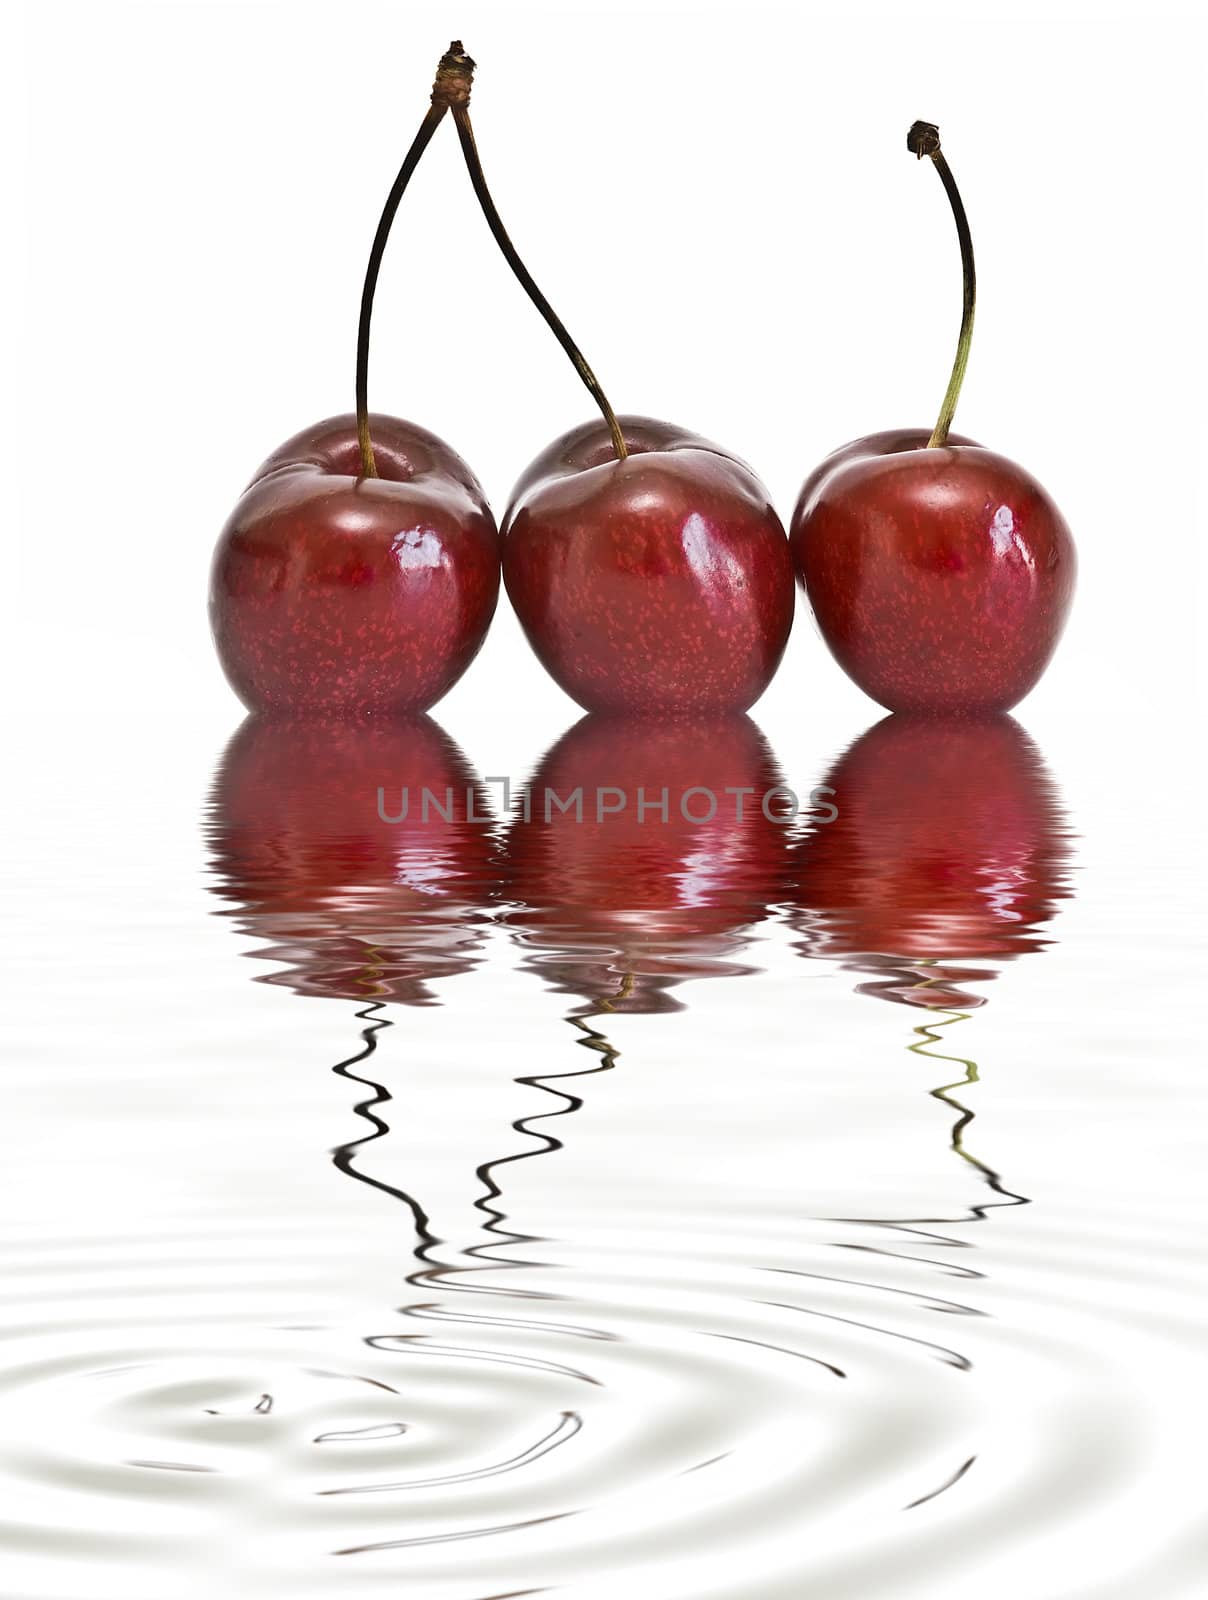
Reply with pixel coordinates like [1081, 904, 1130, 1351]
[206, 715, 498, 1008]
[205, 715, 503, 1232]
[502, 714, 794, 1020]
[185, 710, 1080, 1569]
[198, 720, 607, 1556]
[793, 713, 1074, 1202]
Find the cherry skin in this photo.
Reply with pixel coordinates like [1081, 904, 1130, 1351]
[210, 413, 500, 717]
[791, 429, 1076, 716]
[502, 713, 791, 1013]
[502, 416, 794, 716]
[206, 714, 499, 1006]
[792, 713, 1071, 1008]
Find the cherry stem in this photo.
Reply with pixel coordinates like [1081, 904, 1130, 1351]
[355, 44, 476, 479]
[451, 98, 628, 462]
[908, 121, 976, 450]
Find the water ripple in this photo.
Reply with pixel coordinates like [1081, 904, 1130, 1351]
[2, 713, 1205, 1598]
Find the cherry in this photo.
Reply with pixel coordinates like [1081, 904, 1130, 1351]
[210, 415, 498, 717]
[209, 44, 500, 718]
[445, 66, 794, 715]
[791, 123, 1076, 716]
[792, 714, 1071, 1010]
[502, 417, 794, 715]
[206, 715, 499, 1006]
[502, 714, 792, 1014]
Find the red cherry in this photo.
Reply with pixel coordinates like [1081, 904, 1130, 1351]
[793, 124, 1076, 715]
[792, 714, 1071, 1008]
[503, 713, 792, 1013]
[440, 76, 793, 715]
[503, 417, 794, 715]
[210, 45, 499, 718]
[207, 715, 498, 1006]
[791, 430, 1075, 715]
[210, 414, 499, 717]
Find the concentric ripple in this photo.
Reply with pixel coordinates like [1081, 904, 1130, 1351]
[6, 960, 1205, 1600]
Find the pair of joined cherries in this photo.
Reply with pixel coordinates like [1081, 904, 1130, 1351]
[210, 43, 1076, 720]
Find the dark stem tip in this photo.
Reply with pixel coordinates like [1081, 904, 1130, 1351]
[907, 120, 941, 160]
[432, 40, 475, 108]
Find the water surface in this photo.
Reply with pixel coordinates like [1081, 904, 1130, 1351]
[2, 706, 1205, 1598]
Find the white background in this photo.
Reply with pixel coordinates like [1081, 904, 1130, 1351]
[4, 0, 1207, 782]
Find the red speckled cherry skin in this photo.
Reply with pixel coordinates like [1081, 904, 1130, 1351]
[791, 429, 1076, 715]
[502, 713, 791, 1014]
[792, 712, 1071, 1008]
[206, 714, 499, 1006]
[502, 416, 794, 716]
[210, 414, 500, 717]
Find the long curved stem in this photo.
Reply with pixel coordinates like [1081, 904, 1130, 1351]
[907, 121, 976, 449]
[451, 100, 628, 462]
[355, 104, 444, 478]
[355, 43, 476, 478]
